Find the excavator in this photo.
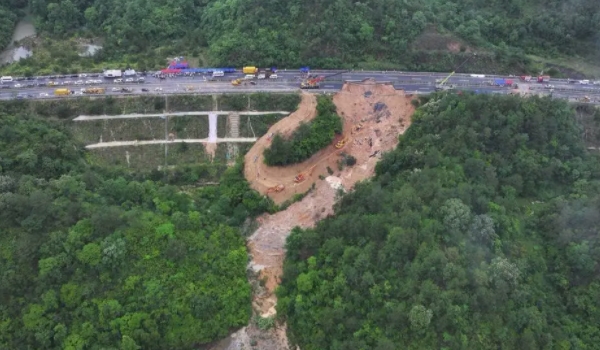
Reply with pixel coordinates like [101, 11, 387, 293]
[300, 71, 348, 89]
[231, 78, 242, 86]
[435, 53, 476, 91]
[335, 137, 349, 149]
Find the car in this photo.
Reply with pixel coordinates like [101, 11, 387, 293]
[244, 74, 255, 80]
[64, 80, 72, 84]
[14, 84, 22, 88]
[75, 80, 84, 85]
[137, 77, 145, 83]
[47, 81, 57, 86]
[26, 77, 35, 80]
[0, 85, 10, 89]
[79, 73, 87, 78]
[69, 74, 78, 78]
[114, 79, 123, 83]
[57, 75, 66, 79]
[125, 78, 134, 83]
[25, 83, 34, 87]
[74, 91, 83, 95]
[111, 87, 120, 92]
[39, 92, 49, 97]
[154, 87, 163, 91]
[257, 74, 266, 79]
[269, 74, 278, 79]
[48, 75, 57, 79]
[90, 73, 99, 77]
[14, 77, 25, 81]
[250, 81, 257, 85]
[94, 79, 103, 84]
[16, 95, 24, 99]
[141, 88, 149, 92]
[85, 80, 94, 84]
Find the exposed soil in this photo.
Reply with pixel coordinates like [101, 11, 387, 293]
[230, 80, 415, 350]
[244, 81, 413, 204]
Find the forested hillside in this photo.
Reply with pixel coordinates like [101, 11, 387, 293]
[0, 113, 272, 349]
[277, 94, 600, 349]
[12, 0, 600, 71]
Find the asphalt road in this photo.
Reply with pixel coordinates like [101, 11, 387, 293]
[1, 70, 600, 103]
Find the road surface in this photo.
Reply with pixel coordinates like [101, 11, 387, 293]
[1, 70, 600, 104]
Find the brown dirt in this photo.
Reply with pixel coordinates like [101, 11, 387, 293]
[234, 80, 415, 350]
[244, 80, 413, 204]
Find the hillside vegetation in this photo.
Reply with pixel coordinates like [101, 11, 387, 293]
[264, 95, 342, 166]
[2, 0, 599, 74]
[0, 113, 273, 349]
[277, 93, 600, 349]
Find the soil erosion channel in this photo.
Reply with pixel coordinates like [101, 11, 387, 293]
[222, 80, 415, 349]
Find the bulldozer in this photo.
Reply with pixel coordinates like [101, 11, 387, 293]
[335, 137, 349, 149]
[231, 79, 242, 86]
[266, 184, 285, 193]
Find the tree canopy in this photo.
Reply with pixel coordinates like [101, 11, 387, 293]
[0, 113, 273, 349]
[2, 0, 598, 72]
[277, 93, 600, 349]
[264, 95, 342, 166]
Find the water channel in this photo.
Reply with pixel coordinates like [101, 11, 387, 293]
[0, 15, 35, 65]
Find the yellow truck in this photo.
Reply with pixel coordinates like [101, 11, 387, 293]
[54, 88, 72, 96]
[83, 87, 105, 94]
[243, 66, 258, 74]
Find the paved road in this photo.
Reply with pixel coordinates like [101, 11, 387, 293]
[1, 70, 600, 103]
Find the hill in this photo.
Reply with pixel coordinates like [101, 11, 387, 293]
[3, 0, 600, 75]
[277, 93, 600, 349]
[0, 112, 273, 349]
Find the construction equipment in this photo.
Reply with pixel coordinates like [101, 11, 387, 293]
[335, 137, 349, 149]
[435, 54, 476, 91]
[581, 96, 591, 103]
[294, 174, 305, 183]
[300, 71, 348, 89]
[266, 184, 285, 193]
[82, 87, 105, 94]
[54, 88, 73, 96]
[231, 79, 242, 86]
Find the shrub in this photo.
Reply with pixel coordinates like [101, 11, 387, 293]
[263, 96, 342, 166]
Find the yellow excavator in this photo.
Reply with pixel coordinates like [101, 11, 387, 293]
[231, 79, 242, 86]
[435, 53, 476, 91]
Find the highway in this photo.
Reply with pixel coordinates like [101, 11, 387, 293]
[1, 70, 600, 104]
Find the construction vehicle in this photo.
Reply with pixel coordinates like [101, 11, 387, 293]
[435, 54, 476, 91]
[266, 184, 285, 193]
[243, 66, 258, 74]
[54, 88, 73, 96]
[335, 137, 349, 149]
[82, 87, 105, 94]
[300, 71, 348, 89]
[294, 174, 305, 183]
[231, 79, 242, 86]
[581, 96, 591, 103]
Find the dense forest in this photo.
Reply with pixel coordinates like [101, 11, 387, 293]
[2, 0, 600, 72]
[264, 96, 342, 166]
[277, 93, 600, 349]
[0, 112, 273, 349]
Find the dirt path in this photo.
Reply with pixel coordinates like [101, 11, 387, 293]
[228, 80, 415, 350]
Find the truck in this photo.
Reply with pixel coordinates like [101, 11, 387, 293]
[243, 66, 258, 74]
[83, 87, 105, 94]
[537, 75, 550, 83]
[54, 88, 73, 96]
[103, 69, 122, 78]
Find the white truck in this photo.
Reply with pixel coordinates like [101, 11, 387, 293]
[103, 70, 122, 78]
